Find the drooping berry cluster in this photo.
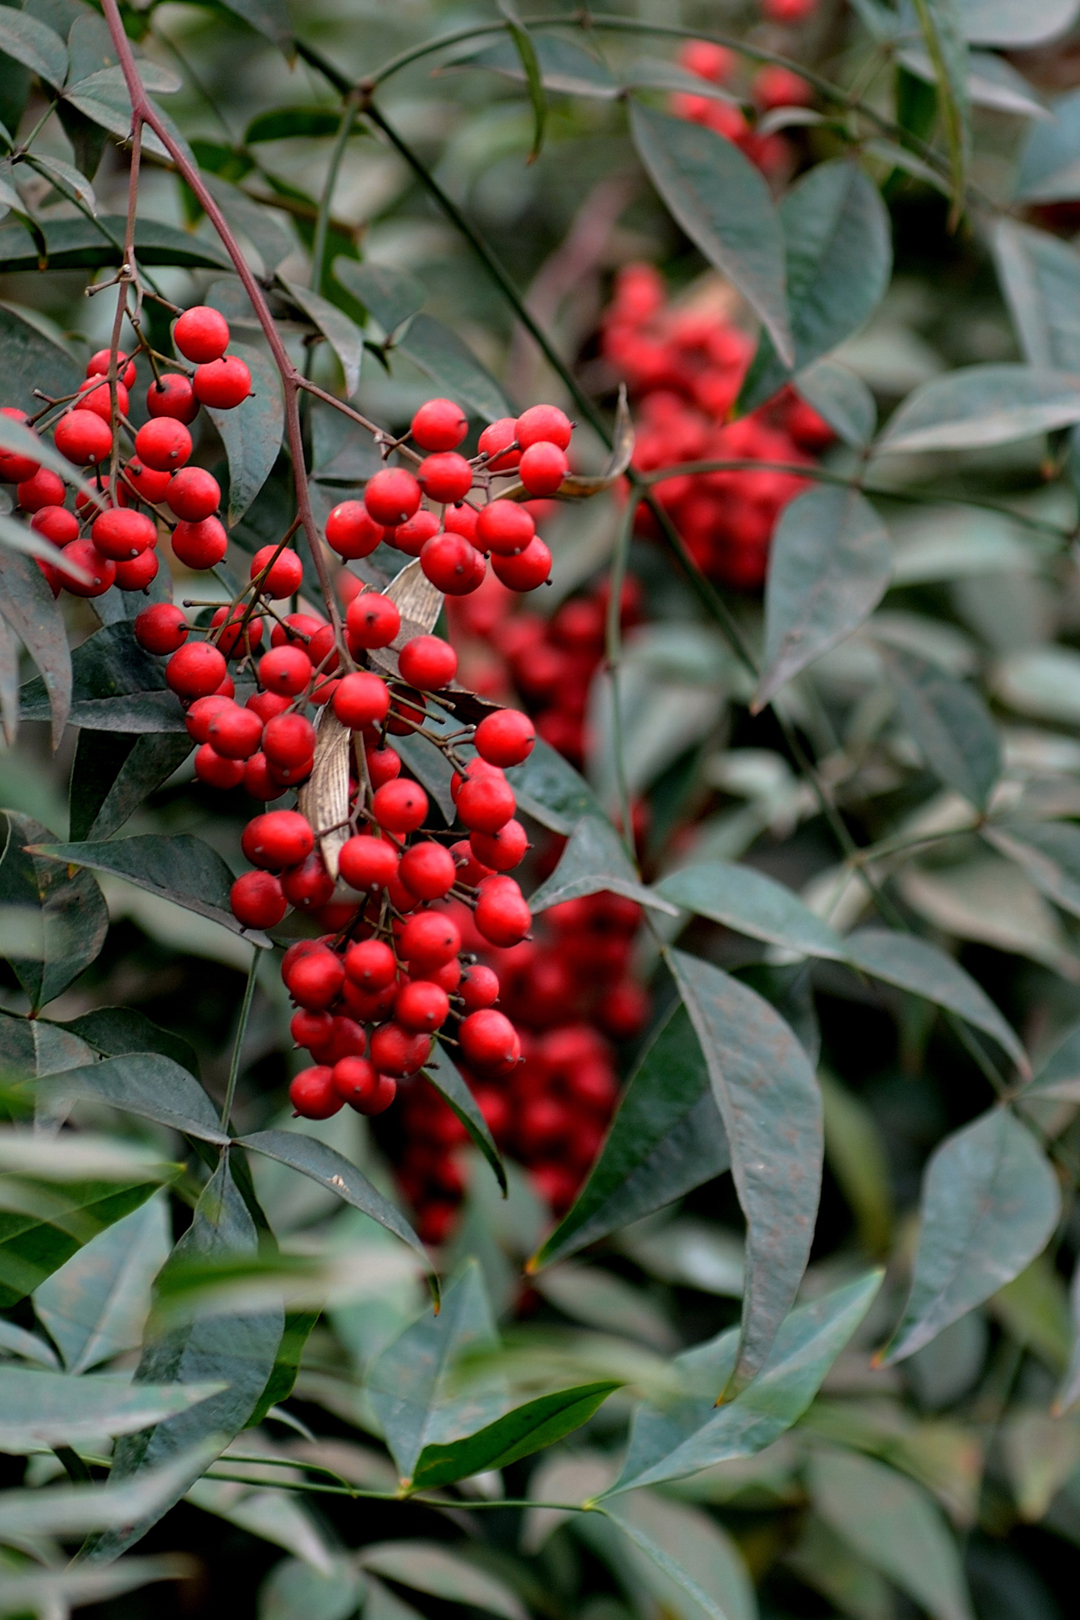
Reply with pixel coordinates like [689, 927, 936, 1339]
[599, 263, 832, 589]
[669, 40, 813, 182]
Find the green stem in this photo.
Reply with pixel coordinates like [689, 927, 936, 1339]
[221, 948, 260, 1129]
[605, 495, 640, 857]
[311, 94, 359, 298]
[53, 1446, 92, 1483]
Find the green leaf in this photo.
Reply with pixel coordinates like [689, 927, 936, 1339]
[628, 102, 792, 369]
[504, 738, 603, 834]
[217, 0, 294, 49]
[238, 1129, 430, 1269]
[0, 1558, 194, 1615]
[531, 1001, 729, 1270]
[358, 1543, 526, 1620]
[820, 1071, 893, 1257]
[843, 929, 1030, 1077]
[992, 219, 1080, 372]
[0, 545, 71, 748]
[497, 0, 547, 162]
[742, 159, 892, 410]
[0, 508, 95, 583]
[0, 617, 17, 748]
[57, 1005, 199, 1078]
[669, 950, 823, 1395]
[883, 1107, 1060, 1363]
[875, 363, 1080, 453]
[754, 486, 892, 711]
[598, 1499, 733, 1620]
[0, 410, 97, 508]
[0, 1364, 223, 1453]
[281, 278, 363, 397]
[202, 173, 294, 275]
[911, 0, 969, 218]
[20, 620, 184, 734]
[29, 833, 260, 941]
[33, 1194, 171, 1372]
[412, 1381, 620, 1491]
[1015, 85, 1080, 200]
[0, 1168, 165, 1310]
[602, 1492, 755, 1620]
[984, 819, 1080, 926]
[609, 1270, 882, 1492]
[0, 301, 81, 416]
[656, 861, 849, 961]
[447, 34, 617, 98]
[0, 1438, 222, 1539]
[786, 1513, 893, 1620]
[334, 258, 426, 338]
[796, 357, 878, 449]
[398, 313, 511, 424]
[38, 1052, 229, 1144]
[1023, 1014, 1080, 1101]
[0, 213, 233, 273]
[423, 1040, 505, 1195]
[962, 0, 1080, 45]
[260, 1557, 364, 1620]
[809, 1447, 974, 1620]
[84, 1156, 284, 1562]
[618, 58, 742, 103]
[529, 815, 678, 916]
[366, 1260, 499, 1484]
[69, 730, 193, 841]
[878, 642, 1000, 810]
[205, 339, 284, 527]
[0, 8, 66, 86]
[0, 1007, 92, 1079]
[246, 106, 348, 142]
[247, 1308, 320, 1428]
[0, 811, 108, 1012]
[61, 67, 191, 166]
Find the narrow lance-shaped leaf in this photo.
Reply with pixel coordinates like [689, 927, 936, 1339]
[334, 257, 426, 338]
[991, 219, 1080, 372]
[911, 0, 970, 219]
[57, 1005, 199, 1078]
[423, 1041, 506, 1195]
[69, 731, 193, 841]
[0, 9, 67, 86]
[529, 815, 678, 916]
[656, 861, 849, 961]
[0, 547, 71, 748]
[0, 1559, 195, 1615]
[0, 1170, 169, 1309]
[984, 820, 1080, 926]
[1054, 1252, 1080, 1413]
[669, 949, 823, 1395]
[397, 314, 511, 423]
[281, 278, 363, 397]
[0, 1365, 224, 1454]
[0, 1437, 223, 1539]
[597, 1500, 731, 1620]
[0, 617, 17, 748]
[874, 363, 1080, 454]
[206, 340, 284, 527]
[604, 1491, 757, 1620]
[505, 737, 604, 834]
[358, 1543, 527, 1620]
[796, 357, 878, 449]
[411, 1381, 620, 1492]
[878, 641, 1000, 810]
[883, 1107, 1060, 1364]
[497, 0, 547, 162]
[0, 812, 109, 1013]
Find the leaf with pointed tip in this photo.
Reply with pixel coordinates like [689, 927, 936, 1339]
[0, 617, 17, 749]
[0, 812, 108, 1012]
[656, 861, 848, 961]
[412, 1381, 620, 1491]
[992, 219, 1080, 372]
[0, 1558, 195, 1613]
[0, 1438, 222, 1539]
[423, 1041, 505, 1195]
[282, 279, 363, 397]
[598, 1499, 732, 1620]
[1024, 1014, 1080, 1101]
[796, 357, 878, 448]
[69, 730, 193, 841]
[0, 1170, 167, 1311]
[358, 1543, 526, 1620]
[497, 0, 547, 162]
[57, 1006, 199, 1078]
[984, 819, 1080, 926]
[884, 1107, 1059, 1363]
[878, 642, 1000, 810]
[0, 9, 67, 85]
[38, 1053, 227, 1143]
[334, 258, 426, 337]
[875, 364, 1080, 453]
[398, 314, 511, 423]
[754, 486, 892, 711]
[505, 738, 603, 834]
[20, 620, 184, 734]
[629, 102, 791, 368]
[531, 1001, 729, 1270]
[0, 547, 70, 748]
[913, 0, 970, 216]
[0, 214, 233, 274]
[0, 1008, 93, 1079]
[529, 815, 678, 916]
[206, 341, 284, 526]
[0, 1365, 224, 1453]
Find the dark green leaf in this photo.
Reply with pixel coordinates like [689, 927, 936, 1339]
[883, 1107, 1060, 1363]
[985, 819, 1080, 926]
[912, 0, 970, 216]
[398, 314, 511, 423]
[0, 46, 30, 145]
[358, 1543, 526, 1620]
[84, 1156, 284, 1562]
[69, 730, 192, 842]
[629, 102, 792, 369]
[447, 34, 617, 98]
[610, 1271, 883, 1492]
[260, 1557, 364, 1620]
[205, 340, 284, 527]
[531, 1002, 729, 1270]
[669, 949, 823, 1395]
[57, 1005, 199, 1078]
[64, 13, 118, 84]
[878, 642, 1000, 810]
[0, 616, 16, 748]
[754, 486, 892, 711]
[0, 1007, 93, 1079]
[0, 410, 97, 506]
[0, 509, 97, 581]
[281, 278, 362, 397]
[598, 1498, 734, 1620]
[334, 258, 426, 338]
[992, 219, 1080, 372]
[656, 861, 849, 960]
[246, 106, 347, 142]
[0, 1174, 164, 1310]
[497, 0, 547, 162]
[61, 68, 192, 167]
[202, 173, 294, 275]
[875, 363, 1080, 453]
[0, 811, 108, 1012]
[1023, 1014, 1080, 1100]
[0, 8, 66, 85]
[56, 98, 108, 180]
[247, 1309, 320, 1428]
[423, 1040, 505, 1195]
[412, 1381, 620, 1491]
[217, 0, 293, 49]
[20, 620, 185, 734]
[0, 214, 233, 271]
[796, 357, 878, 448]
[0, 1365, 224, 1453]
[0, 1439, 222, 1538]
[505, 738, 603, 835]
[742, 159, 892, 409]
[392, 730, 456, 824]
[0, 301, 80, 416]
[0, 1559, 196, 1613]
[38, 1053, 228, 1143]
[528, 815, 678, 916]
[1015, 85, 1080, 200]
[238, 1129, 430, 1269]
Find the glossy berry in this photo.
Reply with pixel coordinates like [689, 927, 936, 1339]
[271, 611, 324, 650]
[474, 708, 535, 766]
[0, 407, 38, 483]
[292, 1008, 333, 1050]
[475, 874, 531, 946]
[398, 910, 460, 971]
[420, 531, 486, 595]
[518, 441, 568, 495]
[174, 305, 231, 363]
[476, 502, 534, 556]
[459, 961, 500, 1012]
[124, 460, 173, 504]
[59, 540, 115, 597]
[250, 685, 296, 721]
[192, 356, 251, 409]
[258, 645, 311, 697]
[55, 410, 112, 465]
[325, 501, 384, 559]
[194, 743, 244, 789]
[185, 694, 232, 744]
[477, 417, 520, 471]
[114, 550, 160, 591]
[339, 834, 399, 891]
[146, 373, 199, 424]
[251, 544, 303, 598]
[444, 503, 479, 545]
[333, 671, 389, 729]
[395, 979, 450, 1034]
[417, 452, 472, 505]
[243, 752, 280, 800]
[372, 778, 428, 833]
[470, 818, 528, 871]
[166, 467, 220, 522]
[134, 417, 192, 473]
[367, 745, 401, 789]
[399, 841, 457, 901]
[211, 606, 263, 658]
[333, 1058, 397, 1115]
[86, 348, 137, 388]
[31, 506, 79, 546]
[459, 1008, 521, 1069]
[398, 635, 457, 690]
[231, 869, 286, 927]
[207, 701, 264, 759]
[491, 536, 551, 591]
[344, 938, 397, 991]
[456, 771, 516, 833]
[241, 809, 314, 869]
[290, 1065, 342, 1119]
[287, 949, 345, 1011]
[346, 592, 400, 649]
[516, 404, 573, 450]
[76, 377, 130, 420]
[263, 712, 317, 768]
[172, 516, 228, 570]
[135, 602, 188, 655]
[17, 467, 65, 511]
[411, 397, 468, 451]
[387, 509, 439, 558]
[364, 468, 421, 527]
[166, 640, 227, 698]
[281, 852, 335, 910]
[450, 838, 492, 887]
[90, 508, 155, 560]
[369, 1023, 430, 1077]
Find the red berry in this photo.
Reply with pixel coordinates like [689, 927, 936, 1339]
[411, 397, 468, 451]
[474, 874, 531, 946]
[172, 516, 228, 570]
[516, 404, 573, 451]
[456, 771, 515, 833]
[16, 468, 65, 511]
[346, 592, 400, 650]
[281, 851, 335, 911]
[491, 536, 551, 591]
[243, 752, 281, 800]
[459, 962, 500, 1012]
[595, 980, 650, 1040]
[417, 452, 473, 505]
[325, 501, 384, 559]
[518, 441, 567, 496]
[76, 377, 130, 420]
[291, 1008, 334, 1050]
[134, 417, 192, 472]
[211, 605, 263, 658]
[470, 818, 528, 871]
[474, 708, 535, 767]
[91, 508, 155, 560]
[318, 1016, 368, 1064]
[398, 635, 457, 690]
[231, 868, 286, 927]
[367, 745, 401, 789]
[387, 508, 439, 558]
[247, 691, 291, 726]
[207, 701, 264, 759]
[166, 467, 220, 522]
[287, 949, 345, 1011]
[444, 503, 480, 546]
[477, 417, 520, 472]
[59, 540, 115, 598]
[241, 809, 314, 869]
[476, 502, 534, 557]
[185, 693, 233, 744]
[395, 979, 450, 1033]
[194, 742, 244, 789]
[193, 356, 251, 410]
[398, 910, 460, 971]
[174, 305, 231, 363]
[251, 544, 303, 598]
[86, 348, 137, 387]
[258, 645, 311, 697]
[450, 838, 493, 888]
[114, 550, 160, 591]
[136, 602, 188, 655]
[344, 937, 397, 991]
[289, 1065, 342, 1119]
[167, 640, 228, 698]
[146, 373, 199, 425]
[271, 612, 324, 650]
[333, 671, 390, 729]
[31, 506, 79, 546]
[364, 468, 421, 527]
[124, 460, 172, 504]
[399, 841, 457, 901]
[307, 624, 339, 671]
[0, 407, 38, 483]
[263, 712, 317, 768]
[369, 1022, 430, 1077]
[459, 1008, 520, 1070]
[267, 753, 313, 789]
[339, 834, 399, 891]
[420, 531, 486, 595]
[55, 410, 112, 466]
[334, 1057, 397, 1115]
[372, 778, 428, 834]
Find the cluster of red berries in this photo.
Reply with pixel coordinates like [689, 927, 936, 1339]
[670, 40, 813, 182]
[600, 262, 832, 589]
[0, 304, 250, 598]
